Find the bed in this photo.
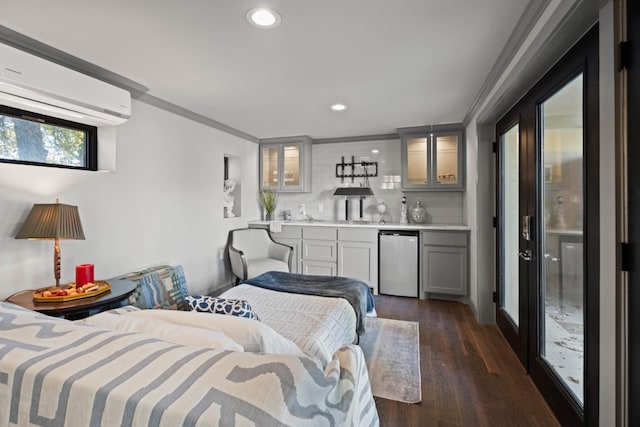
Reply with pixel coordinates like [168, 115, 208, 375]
[220, 271, 375, 365]
[0, 302, 379, 426]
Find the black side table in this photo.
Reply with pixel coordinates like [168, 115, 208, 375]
[5, 279, 137, 320]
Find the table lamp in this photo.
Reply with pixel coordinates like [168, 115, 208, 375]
[15, 199, 85, 286]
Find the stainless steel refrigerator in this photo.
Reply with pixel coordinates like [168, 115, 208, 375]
[378, 230, 419, 297]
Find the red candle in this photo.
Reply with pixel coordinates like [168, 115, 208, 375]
[76, 264, 94, 285]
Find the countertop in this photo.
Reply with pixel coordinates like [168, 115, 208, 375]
[249, 220, 470, 231]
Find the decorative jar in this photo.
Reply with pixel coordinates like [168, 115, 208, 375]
[410, 201, 426, 224]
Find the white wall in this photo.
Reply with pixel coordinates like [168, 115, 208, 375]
[0, 100, 259, 299]
[464, 117, 496, 323]
[276, 139, 465, 225]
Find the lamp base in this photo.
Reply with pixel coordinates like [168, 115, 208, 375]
[53, 238, 60, 286]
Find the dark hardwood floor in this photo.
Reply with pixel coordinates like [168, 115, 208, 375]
[372, 295, 559, 427]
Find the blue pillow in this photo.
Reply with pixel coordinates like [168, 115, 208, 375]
[185, 295, 260, 321]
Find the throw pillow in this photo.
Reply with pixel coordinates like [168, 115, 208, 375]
[186, 295, 260, 321]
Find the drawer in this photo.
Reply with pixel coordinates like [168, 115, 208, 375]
[302, 240, 337, 262]
[421, 230, 468, 247]
[273, 225, 302, 239]
[302, 227, 338, 240]
[301, 260, 337, 276]
[338, 228, 377, 242]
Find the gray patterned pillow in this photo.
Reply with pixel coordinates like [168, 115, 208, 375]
[185, 295, 260, 321]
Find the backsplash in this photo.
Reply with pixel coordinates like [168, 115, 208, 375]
[274, 139, 464, 225]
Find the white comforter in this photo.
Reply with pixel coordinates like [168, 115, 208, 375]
[79, 307, 305, 357]
[220, 284, 358, 365]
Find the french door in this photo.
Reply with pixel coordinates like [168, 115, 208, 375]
[496, 26, 599, 426]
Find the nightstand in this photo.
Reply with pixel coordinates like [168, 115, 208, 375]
[5, 279, 137, 320]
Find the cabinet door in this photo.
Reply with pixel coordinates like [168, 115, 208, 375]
[301, 260, 337, 276]
[422, 245, 468, 295]
[302, 240, 337, 262]
[272, 237, 300, 274]
[281, 143, 302, 191]
[260, 145, 280, 190]
[433, 132, 464, 189]
[402, 135, 430, 189]
[338, 241, 378, 293]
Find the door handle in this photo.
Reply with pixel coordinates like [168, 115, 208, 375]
[544, 253, 559, 262]
[521, 215, 533, 241]
[519, 249, 532, 261]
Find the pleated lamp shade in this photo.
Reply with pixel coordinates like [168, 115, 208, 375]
[15, 201, 85, 286]
[15, 202, 85, 240]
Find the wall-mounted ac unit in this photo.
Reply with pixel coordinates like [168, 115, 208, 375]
[0, 42, 131, 126]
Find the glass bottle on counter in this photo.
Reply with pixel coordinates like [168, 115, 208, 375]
[400, 196, 408, 224]
[410, 201, 426, 224]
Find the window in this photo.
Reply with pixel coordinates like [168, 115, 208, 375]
[0, 105, 97, 170]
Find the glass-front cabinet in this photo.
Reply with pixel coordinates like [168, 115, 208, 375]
[399, 125, 464, 191]
[259, 135, 312, 192]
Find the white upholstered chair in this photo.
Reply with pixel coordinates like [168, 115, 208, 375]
[228, 228, 292, 284]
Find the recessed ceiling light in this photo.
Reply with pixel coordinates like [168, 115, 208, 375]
[371, 149, 380, 154]
[331, 103, 347, 111]
[246, 8, 281, 28]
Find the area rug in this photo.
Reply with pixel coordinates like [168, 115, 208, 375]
[359, 317, 421, 403]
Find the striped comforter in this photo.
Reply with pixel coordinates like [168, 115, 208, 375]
[0, 303, 379, 427]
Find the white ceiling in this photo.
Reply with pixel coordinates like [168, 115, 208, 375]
[2, 0, 534, 140]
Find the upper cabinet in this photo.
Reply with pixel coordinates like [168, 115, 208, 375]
[259, 136, 313, 192]
[399, 125, 465, 191]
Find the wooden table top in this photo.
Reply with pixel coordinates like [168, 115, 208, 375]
[5, 279, 136, 317]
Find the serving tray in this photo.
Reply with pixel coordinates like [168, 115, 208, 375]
[33, 281, 111, 303]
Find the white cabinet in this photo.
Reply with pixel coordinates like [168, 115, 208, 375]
[259, 136, 312, 192]
[337, 228, 378, 293]
[298, 226, 378, 293]
[272, 226, 302, 274]
[421, 230, 469, 295]
[399, 125, 465, 191]
[301, 227, 338, 276]
[301, 260, 337, 276]
[250, 224, 468, 298]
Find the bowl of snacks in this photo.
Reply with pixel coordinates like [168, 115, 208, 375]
[33, 281, 111, 302]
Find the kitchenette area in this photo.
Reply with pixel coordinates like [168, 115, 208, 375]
[245, 123, 471, 301]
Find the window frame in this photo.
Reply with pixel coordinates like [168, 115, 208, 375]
[0, 104, 98, 171]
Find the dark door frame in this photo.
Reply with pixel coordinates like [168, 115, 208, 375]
[495, 113, 530, 369]
[495, 25, 599, 426]
[627, 0, 640, 424]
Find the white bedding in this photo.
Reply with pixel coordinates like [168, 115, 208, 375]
[220, 284, 357, 365]
[79, 307, 305, 357]
[1, 302, 379, 426]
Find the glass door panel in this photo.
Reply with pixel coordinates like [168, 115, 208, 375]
[282, 144, 300, 189]
[499, 124, 520, 326]
[435, 135, 459, 185]
[539, 73, 584, 406]
[406, 136, 428, 184]
[261, 146, 279, 189]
